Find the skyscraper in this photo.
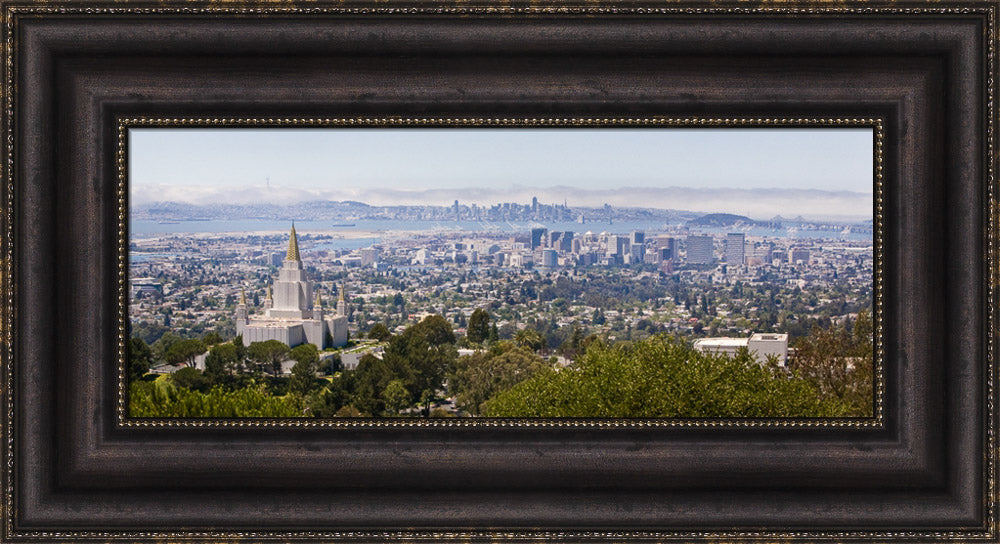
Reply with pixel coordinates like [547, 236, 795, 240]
[614, 236, 630, 257]
[541, 249, 559, 268]
[531, 228, 548, 250]
[657, 236, 677, 263]
[725, 233, 746, 266]
[359, 248, 377, 267]
[558, 231, 574, 252]
[549, 231, 564, 250]
[630, 244, 644, 263]
[686, 235, 714, 264]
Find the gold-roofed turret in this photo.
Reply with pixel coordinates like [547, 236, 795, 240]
[286, 223, 301, 262]
[338, 283, 346, 302]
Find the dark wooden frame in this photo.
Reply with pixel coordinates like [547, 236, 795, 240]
[1, 1, 996, 541]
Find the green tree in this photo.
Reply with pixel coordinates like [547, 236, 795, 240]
[351, 353, 414, 416]
[202, 331, 224, 346]
[128, 337, 154, 381]
[419, 388, 435, 417]
[164, 338, 207, 368]
[792, 309, 874, 416]
[288, 343, 320, 395]
[247, 339, 290, 375]
[467, 308, 491, 344]
[290, 343, 319, 367]
[304, 377, 353, 417]
[204, 342, 240, 384]
[335, 405, 362, 417]
[130, 378, 303, 418]
[231, 336, 248, 368]
[592, 308, 606, 325]
[481, 335, 853, 418]
[367, 322, 391, 341]
[382, 379, 411, 415]
[559, 325, 584, 360]
[289, 359, 318, 396]
[513, 328, 545, 352]
[449, 345, 548, 415]
[326, 352, 343, 374]
[349, 315, 458, 414]
[151, 332, 184, 362]
[169, 367, 210, 392]
[385, 315, 458, 400]
[411, 314, 457, 346]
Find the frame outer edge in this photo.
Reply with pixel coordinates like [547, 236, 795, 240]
[2, 2, 997, 541]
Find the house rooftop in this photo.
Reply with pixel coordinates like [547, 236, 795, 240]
[693, 337, 749, 349]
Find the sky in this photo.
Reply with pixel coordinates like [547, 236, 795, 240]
[129, 127, 874, 219]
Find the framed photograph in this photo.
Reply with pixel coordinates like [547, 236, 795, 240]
[125, 120, 879, 421]
[2, 0, 996, 541]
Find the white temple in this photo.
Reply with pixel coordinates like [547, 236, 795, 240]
[235, 225, 349, 349]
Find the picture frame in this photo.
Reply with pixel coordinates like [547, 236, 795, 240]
[1, 0, 995, 541]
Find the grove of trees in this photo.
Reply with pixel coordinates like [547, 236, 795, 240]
[480, 336, 854, 418]
[129, 309, 873, 419]
[129, 315, 460, 418]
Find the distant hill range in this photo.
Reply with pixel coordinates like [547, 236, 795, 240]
[135, 200, 375, 222]
[132, 199, 863, 227]
[689, 213, 772, 228]
[130, 183, 873, 222]
[131, 199, 693, 223]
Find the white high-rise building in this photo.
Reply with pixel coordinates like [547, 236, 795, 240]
[359, 248, 377, 267]
[725, 232, 746, 266]
[789, 247, 811, 265]
[685, 235, 714, 264]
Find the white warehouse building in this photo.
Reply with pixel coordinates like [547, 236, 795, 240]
[693, 333, 789, 367]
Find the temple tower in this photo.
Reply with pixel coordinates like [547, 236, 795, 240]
[337, 283, 347, 317]
[235, 287, 249, 324]
[266, 224, 314, 319]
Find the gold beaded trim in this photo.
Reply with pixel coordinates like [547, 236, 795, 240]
[2, 5, 998, 15]
[116, 116, 886, 430]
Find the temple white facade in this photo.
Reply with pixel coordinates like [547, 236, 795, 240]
[235, 225, 349, 349]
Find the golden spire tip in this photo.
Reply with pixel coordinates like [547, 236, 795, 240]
[285, 223, 301, 261]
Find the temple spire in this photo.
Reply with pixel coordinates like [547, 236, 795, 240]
[239, 287, 247, 306]
[337, 283, 347, 317]
[262, 284, 273, 311]
[286, 223, 300, 262]
[315, 289, 323, 309]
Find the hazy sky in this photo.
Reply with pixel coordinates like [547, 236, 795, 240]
[129, 128, 874, 218]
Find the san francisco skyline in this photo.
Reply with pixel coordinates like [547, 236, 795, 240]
[130, 128, 874, 219]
